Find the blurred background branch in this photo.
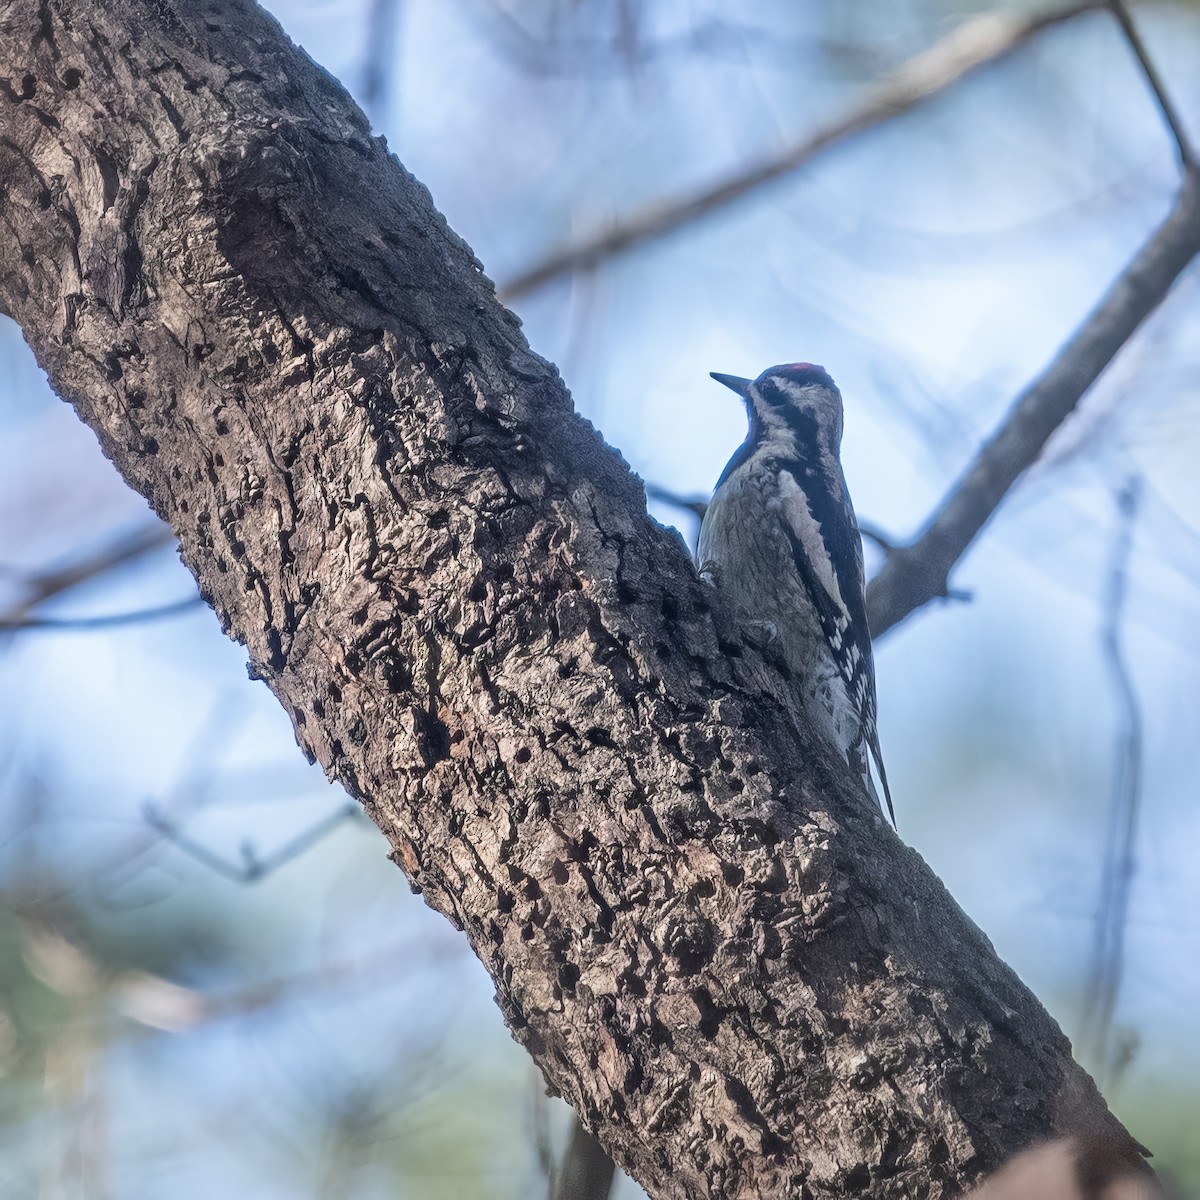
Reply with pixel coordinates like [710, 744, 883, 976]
[1108, 0, 1194, 168]
[142, 799, 362, 885]
[361, 0, 403, 123]
[866, 0, 1198, 637]
[1081, 479, 1145, 1084]
[0, 522, 174, 628]
[865, 172, 1200, 636]
[499, 2, 1103, 302]
[0, 595, 201, 631]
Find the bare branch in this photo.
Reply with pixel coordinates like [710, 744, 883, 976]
[866, 172, 1200, 637]
[1081, 479, 1144, 1080]
[644, 483, 708, 524]
[1107, 0, 1194, 169]
[0, 523, 175, 626]
[858, 522, 897, 555]
[143, 800, 361, 884]
[360, 0, 402, 121]
[0, 595, 201, 631]
[500, 2, 1102, 301]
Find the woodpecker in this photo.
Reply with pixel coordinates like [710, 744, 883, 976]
[697, 363, 893, 822]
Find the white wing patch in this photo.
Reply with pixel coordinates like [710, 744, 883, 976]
[774, 469, 850, 631]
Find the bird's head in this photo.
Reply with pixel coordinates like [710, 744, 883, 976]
[711, 362, 844, 450]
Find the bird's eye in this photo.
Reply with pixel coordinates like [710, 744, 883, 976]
[761, 379, 795, 408]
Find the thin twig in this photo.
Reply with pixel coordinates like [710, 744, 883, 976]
[858, 522, 898, 555]
[80, 693, 257, 896]
[645, 483, 708, 523]
[361, 0, 403, 121]
[500, 2, 1103, 301]
[1107, 0, 1194, 169]
[866, 173, 1200, 638]
[143, 800, 361, 884]
[1080, 479, 1144, 1081]
[0, 595, 202, 631]
[0, 523, 175, 626]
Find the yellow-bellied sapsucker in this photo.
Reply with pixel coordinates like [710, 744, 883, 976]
[697, 363, 893, 822]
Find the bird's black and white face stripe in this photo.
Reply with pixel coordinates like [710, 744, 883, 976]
[751, 363, 845, 451]
[709, 363, 846, 496]
[712, 363, 844, 454]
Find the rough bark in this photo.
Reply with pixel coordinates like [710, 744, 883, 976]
[0, 3, 1151, 1198]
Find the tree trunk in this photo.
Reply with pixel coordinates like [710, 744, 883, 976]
[0, 3, 1151, 1196]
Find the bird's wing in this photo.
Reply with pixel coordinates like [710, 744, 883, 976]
[775, 463, 893, 821]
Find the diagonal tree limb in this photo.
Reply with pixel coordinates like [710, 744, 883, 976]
[865, 169, 1200, 638]
[1106, 0, 1194, 169]
[0, 4, 1154, 1198]
[499, 2, 1103, 301]
[866, 0, 1200, 638]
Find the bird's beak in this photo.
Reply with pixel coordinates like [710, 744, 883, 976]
[710, 372, 752, 397]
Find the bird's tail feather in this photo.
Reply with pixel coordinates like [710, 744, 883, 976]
[861, 739, 895, 827]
